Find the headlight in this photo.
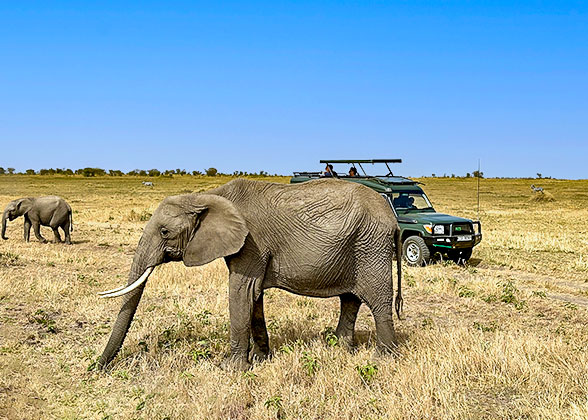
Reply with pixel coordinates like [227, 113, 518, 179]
[423, 224, 433, 234]
[434, 225, 445, 235]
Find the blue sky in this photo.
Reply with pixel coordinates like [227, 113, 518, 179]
[1, 1, 586, 178]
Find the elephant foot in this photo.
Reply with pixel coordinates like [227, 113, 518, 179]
[220, 354, 251, 371]
[335, 334, 355, 352]
[39, 239, 48, 244]
[373, 342, 400, 359]
[249, 344, 270, 363]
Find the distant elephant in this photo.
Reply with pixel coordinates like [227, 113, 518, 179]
[98, 179, 402, 370]
[1, 196, 73, 244]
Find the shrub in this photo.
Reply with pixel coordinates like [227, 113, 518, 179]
[357, 362, 378, 384]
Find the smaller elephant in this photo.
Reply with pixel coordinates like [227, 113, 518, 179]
[2, 196, 73, 244]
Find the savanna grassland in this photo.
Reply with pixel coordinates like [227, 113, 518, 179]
[1, 175, 587, 420]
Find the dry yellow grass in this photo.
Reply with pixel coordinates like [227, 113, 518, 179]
[1, 175, 587, 419]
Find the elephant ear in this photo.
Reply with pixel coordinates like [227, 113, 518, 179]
[16, 198, 32, 215]
[183, 194, 249, 267]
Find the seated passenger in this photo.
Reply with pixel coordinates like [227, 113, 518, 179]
[322, 164, 337, 177]
[348, 167, 358, 177]
[407, 196, 416, 209]
[393, 194, 411, 208]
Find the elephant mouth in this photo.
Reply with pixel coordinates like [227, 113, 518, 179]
[164, 247, 183, 261]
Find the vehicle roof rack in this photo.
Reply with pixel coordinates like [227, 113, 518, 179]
[319, 159, 402, 177]
[319, 159, 402, 164]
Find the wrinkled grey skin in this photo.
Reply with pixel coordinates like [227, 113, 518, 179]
[2, 196, 73, 244]
[98, 179, 402, 370]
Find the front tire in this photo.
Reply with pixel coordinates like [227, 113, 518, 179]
[402, 236, 430, 266]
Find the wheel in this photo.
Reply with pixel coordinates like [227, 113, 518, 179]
[449, 248, 472, 265]
[402, 236, 430, 266]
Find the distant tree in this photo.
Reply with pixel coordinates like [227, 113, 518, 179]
[148, 169, 161, 177]
[472, 170, 484, 178]
[138, 169, 147, 177]
[78, 167, 106, 177]
[64, 169, 74, 175]
[25, 169, 36, 175]
[431, 173, 436, 177]
[163, 169, 174, 176]
[451, 174, 455, 178]
[7, 168, 15, 174]
[192, 170, 202, 176]
[127, 169, 139, 176]
[466, 173, 471, 178]
[205, 167, 218, 176]
[109, 169, 124, 176]
[0, 167, 5, 174]
[536, 173, 542, 179]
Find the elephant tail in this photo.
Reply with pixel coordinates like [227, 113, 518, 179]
[69, 210, 74, 232]
[394, 227, 403, 319]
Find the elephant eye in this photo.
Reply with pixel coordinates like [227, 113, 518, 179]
[160, 227, 169, 237]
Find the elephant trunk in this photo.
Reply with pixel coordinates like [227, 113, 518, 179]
[1, 210, 8, 240]
[97, 249, 153, 369]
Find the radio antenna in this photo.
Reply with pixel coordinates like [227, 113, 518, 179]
[477, 159, 481, 220]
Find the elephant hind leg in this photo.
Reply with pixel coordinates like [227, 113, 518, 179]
[52, 227, 62, 243]
[335, 293, 362, 350]
[61, 222, 72, 244]
[355, 265, 397, 354]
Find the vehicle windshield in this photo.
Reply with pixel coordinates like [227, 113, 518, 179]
[389, 192, 433, 212]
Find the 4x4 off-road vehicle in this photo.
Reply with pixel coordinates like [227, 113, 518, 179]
[290, 159, 482, 266]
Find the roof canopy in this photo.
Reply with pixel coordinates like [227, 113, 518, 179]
[319, 159, 402, 164]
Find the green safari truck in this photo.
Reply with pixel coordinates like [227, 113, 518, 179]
[290, 159, 482, 266]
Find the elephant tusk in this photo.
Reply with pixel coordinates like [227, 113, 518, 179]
[98, 267, 154, 298]
[97, 285, 127, 296]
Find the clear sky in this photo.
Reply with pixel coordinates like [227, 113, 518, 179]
[1, 1, 586, 178]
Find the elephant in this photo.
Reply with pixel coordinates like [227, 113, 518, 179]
[98, 178, 402, 370]
[1, 196, 73, 244]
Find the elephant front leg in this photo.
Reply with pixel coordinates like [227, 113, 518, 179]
[249, 293, 270, 362]
[32, 221, 47, 243]
[23, 218, 32, 242]
[335, 294, 362, 350]
[226, 272, 255, 371]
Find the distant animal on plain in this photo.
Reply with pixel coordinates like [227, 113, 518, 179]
[142, 181, 154, 187]
[530, 184, 544, 193]
[97, 178, 402, 371]
[2, 196, 73, 244]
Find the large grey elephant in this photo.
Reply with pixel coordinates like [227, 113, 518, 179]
[1, 196, 73, 244]
[98, 178, 402, 370]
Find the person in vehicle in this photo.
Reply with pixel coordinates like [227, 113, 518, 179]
[322, 164, 337, 177]
[348, 167, 358, 177]
[393, 194, 411, 208]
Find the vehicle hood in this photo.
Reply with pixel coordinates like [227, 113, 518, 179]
[398, 212, 472, 224]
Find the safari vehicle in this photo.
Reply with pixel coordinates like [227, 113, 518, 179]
[290, 159, 482, 266]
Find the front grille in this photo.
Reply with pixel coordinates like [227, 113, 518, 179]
[452, 223, 473, 234]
